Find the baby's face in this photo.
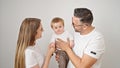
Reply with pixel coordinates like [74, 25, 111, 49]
[52, 22, 64, 35]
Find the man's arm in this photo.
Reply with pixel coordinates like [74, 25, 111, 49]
[66, 48, 97, 68]
[56, 38, 97, 68]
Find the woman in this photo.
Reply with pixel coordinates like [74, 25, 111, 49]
[15, 18, 55, 68]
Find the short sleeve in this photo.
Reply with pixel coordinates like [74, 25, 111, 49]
[84, 35, 105, 59]
[25, 49, 37, 68]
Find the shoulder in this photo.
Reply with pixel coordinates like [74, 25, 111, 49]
[25, 45, 40, 55]
[25, 47, 35, 56]
[90, 28, 104, 39]
[93, 30, 104, 40]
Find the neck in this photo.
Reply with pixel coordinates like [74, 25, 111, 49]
[80, 26, 95, 35]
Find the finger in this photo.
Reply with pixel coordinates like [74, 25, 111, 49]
[51, 44, 55, 48]
[56, 38, 64, 42]
[56, 44, 60, 48]
[55, 54, 59, 61]
[67, 38, 70, 43]
[50, 48, 55, 54]
[50, 43, 55, 48]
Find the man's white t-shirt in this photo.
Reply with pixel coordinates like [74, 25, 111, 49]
[25, 43, 44, 68]
[68, 28, 105, 68]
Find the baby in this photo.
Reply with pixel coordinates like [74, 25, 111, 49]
[50, 17, 74, 68]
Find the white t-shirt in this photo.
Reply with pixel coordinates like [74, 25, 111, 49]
[25, 44, 44, 68]
[50, 30, 73, 43]
[68, 28, 105, 68]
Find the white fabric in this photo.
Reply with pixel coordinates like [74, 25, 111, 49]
[50, 31, 73, 50]
[68, 28, 105, 68]
[50, 30, 73, 43]
[25, 44, 44, 68]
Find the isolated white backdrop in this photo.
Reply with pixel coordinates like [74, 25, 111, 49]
[0, 0, 120, 68]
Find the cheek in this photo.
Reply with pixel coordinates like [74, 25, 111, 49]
[54, 30, 58, 34]
[54, 28, 57, 30]
[74, 27, 81, 31]
[74, 26, 79, 29]
[60, 27, 64, 29]
[37, 31, 42, 38]
[39, 31, 42, 36]
[58, 27, 64, 31]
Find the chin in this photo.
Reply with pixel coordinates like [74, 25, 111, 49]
[75, 30, 81, 33]
[38, 36, 42, 39]
[56, 32, 62, 35]
[75, 30, 79, 32]
[39, 36, 42, 38]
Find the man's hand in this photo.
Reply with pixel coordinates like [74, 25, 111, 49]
[55, 38, 70, 51]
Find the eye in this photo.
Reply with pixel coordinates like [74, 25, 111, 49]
[55, 27, 57, 29]
[59, 26, 62, 28]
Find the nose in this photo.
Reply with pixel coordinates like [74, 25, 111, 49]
[74, 26, 78, 29]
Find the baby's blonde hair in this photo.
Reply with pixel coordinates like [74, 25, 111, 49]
[51, 17, 64, 28]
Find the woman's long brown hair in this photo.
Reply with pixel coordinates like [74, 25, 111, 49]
[14, 18, 41, 68]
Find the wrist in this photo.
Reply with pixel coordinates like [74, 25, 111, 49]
[65, 47, 71, 53]
[48, 52, 53, 57]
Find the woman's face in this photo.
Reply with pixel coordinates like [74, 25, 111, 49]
[35, 24, 43, 39]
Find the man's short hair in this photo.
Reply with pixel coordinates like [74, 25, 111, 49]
[74, 8, 93, 25]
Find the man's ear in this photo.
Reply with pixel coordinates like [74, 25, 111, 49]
[83, 24, 88, 30]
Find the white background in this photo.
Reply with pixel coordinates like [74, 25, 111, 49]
[0, 0, 120, 68]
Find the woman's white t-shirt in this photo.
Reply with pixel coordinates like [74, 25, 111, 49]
[25, 44, 44, 68]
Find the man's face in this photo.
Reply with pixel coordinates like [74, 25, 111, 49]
[72, 16, 84, 32]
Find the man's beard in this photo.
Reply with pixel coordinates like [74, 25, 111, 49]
[75, 29, 79, 32]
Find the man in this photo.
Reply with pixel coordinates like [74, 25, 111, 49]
[56, 8, 105, 68]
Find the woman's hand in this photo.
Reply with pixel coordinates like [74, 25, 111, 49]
[47, 43, 55, 57]
[42, 44, 55, 68]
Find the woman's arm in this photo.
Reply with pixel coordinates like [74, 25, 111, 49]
[42, 44, 55, 68]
